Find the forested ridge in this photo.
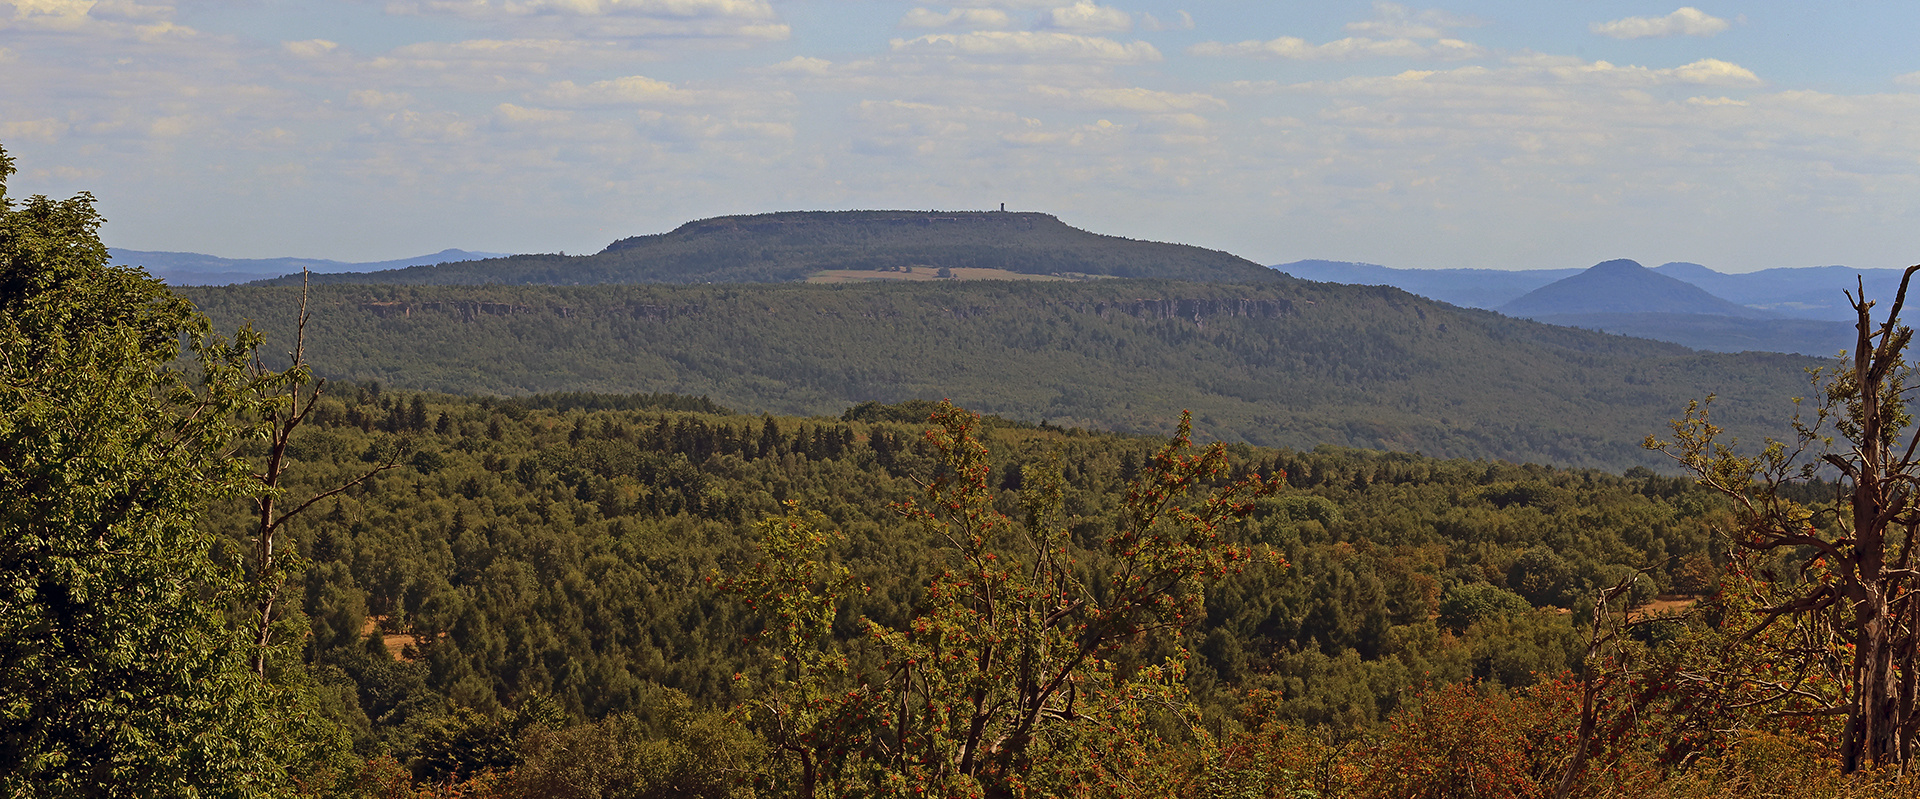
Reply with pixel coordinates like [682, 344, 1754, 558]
[183, 279, 1819, 472]
[247, 211, 1280, 286]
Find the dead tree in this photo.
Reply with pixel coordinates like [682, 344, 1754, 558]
[245, 272, 400, 676]
[1652, 265, 1920, 772]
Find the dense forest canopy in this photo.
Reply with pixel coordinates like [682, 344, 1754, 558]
[219, 390, 1728, 778]
[183, 279, 1821, 472]
[246, 211, 1283, 286]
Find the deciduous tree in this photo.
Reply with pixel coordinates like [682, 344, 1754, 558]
[0, 143, 348, 795]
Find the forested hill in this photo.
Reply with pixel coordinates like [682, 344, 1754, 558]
[183, 279, 1821, 471]
[254, 210, 1282, 286]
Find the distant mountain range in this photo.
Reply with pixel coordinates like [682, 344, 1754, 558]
[1276, 258, 1919, 356]
[1275, 261, 1581, 308]
[160, 210, 1836, 469]
[1278, 259, 1909, 322]
[111, 248, 510, 286]
[1499, 259, 1774, 319]
[137, 211, 1905, 358]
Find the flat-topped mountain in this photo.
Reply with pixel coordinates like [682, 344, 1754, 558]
[258, 211, 1284, 286]
[1499, 259, 1770, 319]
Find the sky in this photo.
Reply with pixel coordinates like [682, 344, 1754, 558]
[4, 1, 1920, 272]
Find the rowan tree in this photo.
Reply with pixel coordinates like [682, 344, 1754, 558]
[729, 402, 1280, 797]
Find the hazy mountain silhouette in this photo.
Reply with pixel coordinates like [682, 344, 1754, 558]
[1651, 262, 1910, 321]
[1275, 260, 1579, 308]
[1499, 259, 1771, 319]
[112, 248, 509, 285]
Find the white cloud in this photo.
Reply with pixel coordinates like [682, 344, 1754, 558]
[541, 74, 687, 103]
[283, 39, 340, 57]
[1191, 35, 1484, 61]
[1038, 1, 1130, 34]
[1668, 58, 1759, 85]
[1029, 84, 1225, 113]
[1895, 71, 1920, 87]
[362, 109, 477, 143]
[494, 102, 572, 123]
[1139, 10, 1192, 31]
[381, 0, 789, 43]
[1192, 4, 1485, 62]
[351, 89, 414, 110]
[3, 0, 190, 37]
[1543, 57, 1759, 87]
[389, 0, 775, 19]
[147, 114, 197, 137]
[1268, 56, 1762, 98]
[0, 117, 67, 141]
[1344, 2, 1480, 39]
[766, 55, 833, 75]
[890, 31, 1160, 63]
[899, 7, 1010, 29]
[10, 0, 96, 19]
[1591, 7, 1730, 39]
[369, 37, 611, 75]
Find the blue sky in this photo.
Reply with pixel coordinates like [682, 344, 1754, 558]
[4, 2, 1919, 272]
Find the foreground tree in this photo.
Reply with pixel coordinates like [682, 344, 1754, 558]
[0, 145, 346, 794]
[1651, 266, 1920, 772]
[729, 403, 1280, 797]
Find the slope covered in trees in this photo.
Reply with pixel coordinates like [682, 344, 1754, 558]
[218, 390, 1725, 779]
[183, 279, 1820, 471]
[254, 211, 1283, 286]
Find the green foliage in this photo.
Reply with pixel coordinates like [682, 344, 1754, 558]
[0, 143, 349, 796]
[180, 280, 1818, 471]
[727, 403, 1278, 797]
[1438, 583, 1534, 632]
[215, 388, 1732, 771]
[248, 385, 1735, 790]
[409, 694, 566, 783]
[717, 507, 871, 797]
[506, 685, 762, 799]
